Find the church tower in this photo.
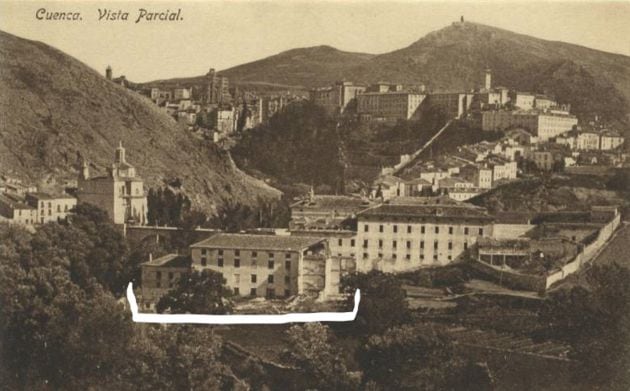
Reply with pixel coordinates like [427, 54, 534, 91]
[484, 68, 492, 91]
[106, 65, 112, 80]
[115, 141, 126, 164]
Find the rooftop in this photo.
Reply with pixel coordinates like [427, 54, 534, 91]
[142, 254, 191, 268]
[360, 198, 491, 220]
[26, 192, 75, 200]
[291, 195, 371, 211]
[0, 194, 34, 210]
[191, 233, 325, 252]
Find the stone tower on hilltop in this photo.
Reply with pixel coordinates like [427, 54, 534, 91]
[106, 65, 112, 80]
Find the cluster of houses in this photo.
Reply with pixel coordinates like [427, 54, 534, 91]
[0, 143, 149, 227]
[139, 188, 621, 310]
[107, 66, 303, 140]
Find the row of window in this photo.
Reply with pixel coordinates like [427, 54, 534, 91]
[362, 253, 454, 261]
[200, 258, 291, 270]
[200, 248, 293, 259]
[361, 239, 469, 250]
[362, 224, 483, 235]
[236, 288, 290, 298]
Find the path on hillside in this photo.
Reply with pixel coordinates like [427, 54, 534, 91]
[392, 119, 454, 176]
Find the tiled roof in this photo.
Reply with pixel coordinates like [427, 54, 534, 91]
[0, 194, 34, 210]
[360, 199, 491, 220]
[291, 195, 371, 211]
[191, 233, 325, 252]
[142, 254, 191, 268]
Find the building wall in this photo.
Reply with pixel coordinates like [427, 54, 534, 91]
[357, 92, 426, 121]
[355, 218, 493, 272]
[191, 247, 300, 298]
[28, 195, 77, 224]
[141, 265, 189, 310]
[600, 135, 624, 150]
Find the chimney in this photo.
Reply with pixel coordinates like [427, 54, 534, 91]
[149, 253, 153, 262]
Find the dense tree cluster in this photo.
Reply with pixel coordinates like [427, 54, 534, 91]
[0, 204, 236, 389]
[147, 187, 193, 227]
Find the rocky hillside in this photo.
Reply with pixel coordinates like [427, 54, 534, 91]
[0, 30, 280, 211]
[148, 21, 630, 122]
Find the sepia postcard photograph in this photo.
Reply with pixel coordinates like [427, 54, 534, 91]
[0, 0, 629, 389]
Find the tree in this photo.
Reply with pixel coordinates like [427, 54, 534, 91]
[538, 263, 630, 389]
[358, 324, 493, 390]
[338, 270, 410, 336]
[284, 323, 360, 390]
[156, 269, 233, 314]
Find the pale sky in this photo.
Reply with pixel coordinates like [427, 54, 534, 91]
[1, 1, 629, 82]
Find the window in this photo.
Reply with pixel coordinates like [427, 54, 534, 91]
[201, 257, 207, 266]
[284, 289, 291, 297]
[252, 251, 257, 258]
[234, 259, 240, 268]
[268, 260, 274, 269]
[420, 254, 425, 260]
[448, 242, 453, 250]
[285, 260, 291, 270]
[266, 289, 275, 299]
[284, 275, 290, 284]
[464, 242, 468, 250]
[379, 225, 384, 233]
[285, 252, 291, 259]
[433, 255, 438, 261]
[363, 240, 368, 248]
[378, 253, 383, 258]
[350, 239, 355, 247]
[250, 288, 257, 296]
[448, 255, 452, 260]
[421, 226, 425, 234]
[363, 253, 368, 259]
[464, 227, 469, 235]
[364, 224, 369, 232]
[201, 249, 207, 255]
[479, 228, 484, 236]
[234, 288, 240, 295]
[338, 239, 343, 246]
[251, 259, 257, 267]
[406, 241, 411, 249]
[156, 271, 162, 279]
[449, 227, 453, 235]
[57, 205, 61, 212]
[218, 249, 224, 256]
[435, 227, 439, 234]
[64, 205, 68, 212]
[393, 225, 398, 233]
[407, 226, 412, 234]
[268, 275, 274, 284]
[234, 274, 240, 284]
[268, 252, 274, 259]
[434, 241, 438, 250]
[235, 250, 240, 256]
[251, 274, 257, 283]
[378, 240, 383, 249]
[392, 240, 397, 248]
[420, 241, 425, 249]
[218, 259, 224, 267]
[405, 254, 411, 260]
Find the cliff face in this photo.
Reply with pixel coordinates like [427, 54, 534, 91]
[0, 30, 280, 211]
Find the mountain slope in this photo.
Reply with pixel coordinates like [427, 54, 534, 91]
[0, 30, 280, 210]
[150, 21, 630, 121]
[345, 22, 630, 121]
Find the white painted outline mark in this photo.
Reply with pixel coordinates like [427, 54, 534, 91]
[126, 283, 360, 324]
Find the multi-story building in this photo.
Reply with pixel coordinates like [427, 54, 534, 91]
[428, 92, 474, 118]
[460, 164, 493, 189]
[310, 81, 366, 117]
[25, 192, 76, 224]
[600, 131, 625, 150]
[289, 192, 371, 231]
[510, 92, 535, 110]
[173, 87, 192, 100]
[534, 95, 557, 110]
[481, 110, 578, 141]
[355, 198, 493, 272]
[486, 158, 518, 183]
[140, 254, 191, 310]
[205, 68, 230, 105]
[0, 193, 37, 225]
[576, 131, 601, 151]
[190, 234, 328, 298]
[77, 142, 148, 225]
[357, 91, 426, 121]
